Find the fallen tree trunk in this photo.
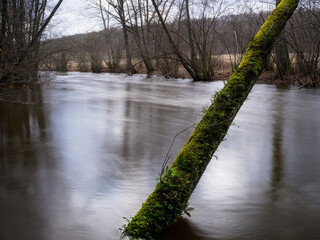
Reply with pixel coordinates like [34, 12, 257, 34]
[123, 0, 300, 238]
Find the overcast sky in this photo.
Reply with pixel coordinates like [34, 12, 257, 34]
[49, 0, 103, 36]
[48, 0, 276, 37]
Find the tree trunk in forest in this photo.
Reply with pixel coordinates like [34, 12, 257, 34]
[122, 23, 136, 75]
[123, 0, 299, 239]
[0, 0, 8, 78]
[101, 0, 136, 75]
[274, 0, 292, 79]
[275, 36, 291, 78]
[118, 0, 136, 75]
[129, 1, 152, 75]
[185, 0, 197, 73]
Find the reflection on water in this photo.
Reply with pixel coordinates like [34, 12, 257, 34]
[1, 72, 320, 240]
[0, 89, 51, 240]
[160, 217, 215, 240]
[270, 87, 285, 200]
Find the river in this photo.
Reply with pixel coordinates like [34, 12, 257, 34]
[1, 72, 320, 240]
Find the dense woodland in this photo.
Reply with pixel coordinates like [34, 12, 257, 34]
[0, 0, 320, 87]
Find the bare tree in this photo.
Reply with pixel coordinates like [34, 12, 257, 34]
[98, 0, 137, 74]
[126, 0, 155, 74]
[98, 0, 122, 72]
[218, 11, 261, 72]
[274, 0, 292, 79]
[81, 33, 106, 73]
[286, 0, 320, 87]
[0, 0, 63, 86]
[151, 0, 232, 81]
[103, 27, 123, 72]
[39, 35, 76, 72]
[123, 0, 300, 238]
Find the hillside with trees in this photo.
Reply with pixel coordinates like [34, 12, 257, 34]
[38, 0, 320, 87]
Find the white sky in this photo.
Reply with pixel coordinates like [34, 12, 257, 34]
[49, 0, 103, 37]
[47, 0, 276, 37]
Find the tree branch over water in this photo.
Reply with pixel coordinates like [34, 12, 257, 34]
[123, 0, 300, 238]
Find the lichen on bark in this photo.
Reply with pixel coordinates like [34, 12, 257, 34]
[123, 0, 300, 239]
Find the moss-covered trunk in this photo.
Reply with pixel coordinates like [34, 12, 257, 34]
[123, 0, 300, 238]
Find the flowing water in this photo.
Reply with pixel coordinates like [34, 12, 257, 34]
[1, 72, 320, 240]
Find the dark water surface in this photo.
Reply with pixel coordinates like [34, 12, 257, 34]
[1, 72, 320, 240]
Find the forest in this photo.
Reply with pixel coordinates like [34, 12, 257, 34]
[1, 0, 320, 87]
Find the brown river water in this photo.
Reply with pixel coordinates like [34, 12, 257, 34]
[1, 72, 320, 240]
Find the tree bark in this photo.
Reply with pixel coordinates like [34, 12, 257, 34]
[274, 0, 292, 79]
[118, 0, 136, 75]
[128, 0, 153, 74]
[185, 0, 196, 73]
[0, 0, 8, 75]
[122, 22, 136, 74]
[275, 36, 291, 78]
[123, 0, 300, 239]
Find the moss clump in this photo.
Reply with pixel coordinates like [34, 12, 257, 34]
[123, 168, 192, 239]
[123, 0, 300, 239]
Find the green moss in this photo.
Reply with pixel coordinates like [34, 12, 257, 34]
[123, 167, 193, 239]
[123, 0, 300, 239]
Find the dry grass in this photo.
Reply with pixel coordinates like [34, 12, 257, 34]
[39, 53, 318, 86]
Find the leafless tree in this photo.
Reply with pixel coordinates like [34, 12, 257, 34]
[283, 0, 320, 87]
[274, 0, 292, 79]
[81, 33, 106, 73]
[97, 0, 137, 74]
[126, 0, 156, 74]
[151, 0, 233, 81]
[98, 0, 124, 72]
[0, 0, 63, 86]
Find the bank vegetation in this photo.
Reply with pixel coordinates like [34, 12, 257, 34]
[1, 0, 319, 88]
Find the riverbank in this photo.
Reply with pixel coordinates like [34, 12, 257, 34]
[1, 68, 318, 92]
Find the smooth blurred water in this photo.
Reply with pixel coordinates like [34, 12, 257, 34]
[1, 72, 320, 240]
